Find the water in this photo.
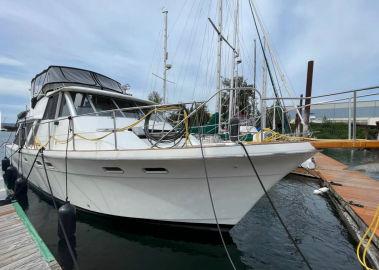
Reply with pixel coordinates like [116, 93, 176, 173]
[1, 132, 370, 269]
[323, 148, 379, 180]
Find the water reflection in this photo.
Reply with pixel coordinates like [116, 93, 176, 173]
[0, 133, 371, 270]
[22, 175, 362, 270]
[16, 193, 29, 211]
[58, 238, 78, 270]
[323, 148, 379, 180]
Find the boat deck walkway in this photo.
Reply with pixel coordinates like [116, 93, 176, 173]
[0, 194, 61, 269]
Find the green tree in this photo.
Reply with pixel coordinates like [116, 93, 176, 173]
[148, 91, 163, 104]
[220, 76, 254, 120]
[189, 102, 211, 127]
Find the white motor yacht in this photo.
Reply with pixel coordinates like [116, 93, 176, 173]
[6, 66, 316, 228]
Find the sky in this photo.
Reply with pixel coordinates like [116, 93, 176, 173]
[1, 0, 379, 122]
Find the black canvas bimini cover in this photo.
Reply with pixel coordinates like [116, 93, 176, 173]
[31, 66, 123, 98]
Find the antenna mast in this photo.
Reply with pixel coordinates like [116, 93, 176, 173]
[228, 0, 239, 123]
[261, 36, 268, 131]
[216, 0, 223, 130]
[162, 10, 169, 103]
[252, 39, 257, 119]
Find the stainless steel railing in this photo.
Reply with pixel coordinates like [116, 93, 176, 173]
[8, 85, 379, 151]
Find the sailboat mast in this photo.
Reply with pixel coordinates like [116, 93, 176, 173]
[253, 39, 257, 88]
[252, 39, 257, 119]
[261, 36, 267, 131]
[228, 0, 239, 123]
[216, 0, 223, 130]
[162, 10, 168, 103]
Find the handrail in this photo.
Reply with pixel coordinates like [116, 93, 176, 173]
[14, 84, 379, 150]
[24, 101, 202, 125]
[285, 92, 379, 112]
[261, 85, 379, 101]
[151, 87, 262, 147]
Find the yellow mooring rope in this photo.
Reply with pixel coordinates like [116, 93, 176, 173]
[356, 205, 379, 270]
[74, 105, 189, 142]
[32, 106, 190, 146]
[243, 128, 313, 143]
[32, 136, 50, 150]
[261, 128, 311, 142]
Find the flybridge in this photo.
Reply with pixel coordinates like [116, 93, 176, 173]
[30, 66, 124, 99]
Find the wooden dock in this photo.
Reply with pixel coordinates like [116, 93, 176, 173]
[313, 153, 379, 237]
[0, 201, 61, 269]
[310, 139, 379, 149]
[293, 152, 379, 268]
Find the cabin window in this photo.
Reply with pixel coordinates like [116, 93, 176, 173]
[13, 124, 21, 144]
[115, 99, 144, 119]
[58, 94, 71, 117]
[27, 121, 40, 146]
[68, 92, 147, 118]
[13, 123, 28, 146]
[90, 94, 117, 116]
[25, 122, 33, 138]
[43, 94, 59, 119]
[71, 93, 95, 115]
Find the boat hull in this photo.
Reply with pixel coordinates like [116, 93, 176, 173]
[6, 142, 316, 226]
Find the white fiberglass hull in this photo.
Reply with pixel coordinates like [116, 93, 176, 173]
[7, 142, 315, 226]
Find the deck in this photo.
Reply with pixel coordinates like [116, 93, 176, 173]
[0, 201, 61, 270]
[293, 152, 379, 268]
[313, 152, 379, 238]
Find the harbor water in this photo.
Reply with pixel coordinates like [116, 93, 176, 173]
[2, 132, 378, 269]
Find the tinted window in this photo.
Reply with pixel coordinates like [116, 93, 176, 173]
[95, 74, 122, 92]
[91, 95, 117, 113]
[43, 94, 59, 119]
[71, 93, 94, 115]
[13, 123, 29, 146]
[61, 67, 95, 85]
[13, 124, 21, 144]
[115, 99, 145, 118]
[58, 95, 71, 117]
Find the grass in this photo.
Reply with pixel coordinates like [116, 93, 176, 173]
[309, 122, 377, 139]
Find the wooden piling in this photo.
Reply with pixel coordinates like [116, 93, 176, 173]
[303, 60, 314, 134]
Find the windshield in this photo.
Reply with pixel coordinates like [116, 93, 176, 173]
[70, 92, 146, 118]
[72, 93, 94, 115]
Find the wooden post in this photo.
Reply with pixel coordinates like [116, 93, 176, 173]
[295, 94, 303, 135]
[348, 97, 352, 139]
[303, 61, 314, 135]
[352, 91, 357, 140]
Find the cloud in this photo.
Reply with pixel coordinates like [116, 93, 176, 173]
[259, 0, 379, 95]
[0, 77, 29, 96]
[0, 0, 378, 120]
[0, 56, 24, 66]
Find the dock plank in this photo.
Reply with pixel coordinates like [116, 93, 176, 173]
[0, 202, 61, 270]
[314, 152, 379, 237]
[0, 237, 35, 255]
